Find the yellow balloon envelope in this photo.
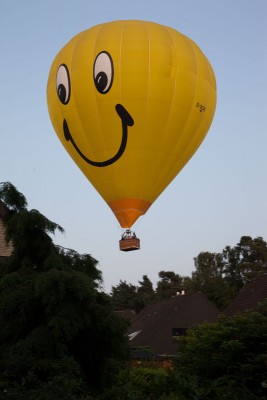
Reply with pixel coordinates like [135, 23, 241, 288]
[47, 20, 216, 228]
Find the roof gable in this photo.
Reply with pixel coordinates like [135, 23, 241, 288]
[129, 292, 220, 356]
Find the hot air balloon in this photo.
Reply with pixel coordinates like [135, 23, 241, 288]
[47, 20, 216, 251]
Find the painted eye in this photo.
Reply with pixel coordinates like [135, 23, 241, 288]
[93, 51, 114, 94]
[56, 64, 71, 104]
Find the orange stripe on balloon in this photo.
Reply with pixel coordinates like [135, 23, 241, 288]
[108, 198, 151, 228]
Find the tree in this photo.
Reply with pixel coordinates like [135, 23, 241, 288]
[110, 280, 141, 312]
[0, 181, 27, 211]
[156, 271, 186, 299]
[0, 182, 64, 274]
[104, 367, 175, 400]
[189, 236, 267, 311]
[137, 275, 155, 307]
[190, 252, 236, 310]
[111, 276, 155, 313]
[174, 303, 267, 399]
[223, 236, 267, 291]
[0, 183, 129, 398]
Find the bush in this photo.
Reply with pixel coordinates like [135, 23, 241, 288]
[174, 306, 267, 399]
[102, 366, 182, 400]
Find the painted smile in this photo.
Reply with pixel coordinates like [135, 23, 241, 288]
[63, 104, 134, 167]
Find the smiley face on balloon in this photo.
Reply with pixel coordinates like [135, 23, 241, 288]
[47, 20, 216, 228]
[56, 53, 134, 167]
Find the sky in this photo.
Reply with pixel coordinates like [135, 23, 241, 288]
[1, 0, 267, 293]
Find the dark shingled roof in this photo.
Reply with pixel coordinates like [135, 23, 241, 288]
[129, 292, 220, 356]
[224, 275, 267, 316]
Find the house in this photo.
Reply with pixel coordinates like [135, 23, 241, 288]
[224, 275, 267, 316]
[0, 201, 13, 264]
[129, 292, 220, 358]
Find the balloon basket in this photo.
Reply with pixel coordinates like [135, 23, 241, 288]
[119, 229, 140, 252]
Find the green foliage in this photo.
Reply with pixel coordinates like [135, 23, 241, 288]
[0, 181, 27, 211]
[0, 357, 86, 400]
[190, 236, 267, 309]
[5, 209, 64, 272]
[58, 248, 102, 284]
[137, 275, 155, 307]
[111, 280, 141, 311]
[110, 275, 157, 312]
[111, 272, 190, 313]
[0, 183, 65, 273]
[174, 306, 267, 399]
[223, 236, 267, 289]
[0, 257, 129, 396]
[190, 252, 236, 309]
[156, 271, 187, 299]
[102, 367, 181, 400]
[0, 183, 130, 398]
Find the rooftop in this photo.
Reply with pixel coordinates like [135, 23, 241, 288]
[129, 292, 220, 356]
[224, 274, 267, 316]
